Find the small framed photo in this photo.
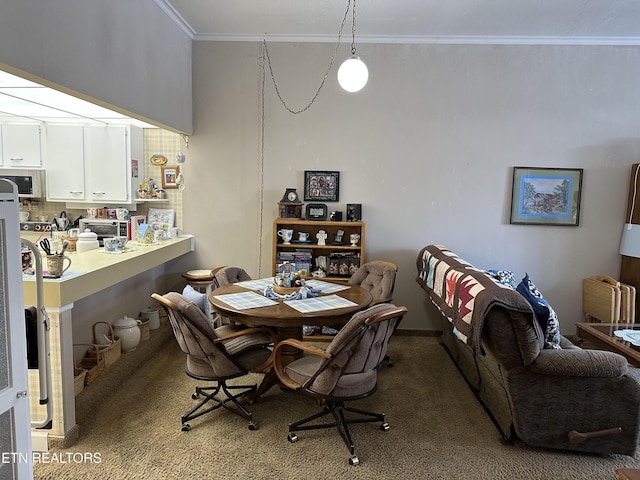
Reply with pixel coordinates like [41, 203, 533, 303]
[304, 171, 340, 202]
[510, 167, 583, 226]
[161, 165, 179, 189]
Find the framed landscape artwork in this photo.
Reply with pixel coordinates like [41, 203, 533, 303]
[510, 167, 583, 226]
[304, 171, 340, 202]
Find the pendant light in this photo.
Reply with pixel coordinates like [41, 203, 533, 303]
[338, 0, 368, 93]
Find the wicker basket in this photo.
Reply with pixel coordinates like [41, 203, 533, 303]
[88, 321, 122, 367]
[74, 368, 87, 395]
[138, 317, 150, 342]
[75, 354, 104, 385]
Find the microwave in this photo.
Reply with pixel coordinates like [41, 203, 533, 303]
[0, 169, 45, 198]
[79, 218, 130, 245]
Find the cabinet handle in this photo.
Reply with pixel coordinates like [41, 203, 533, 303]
[69, 191, 83, 194]
[92, 192, 106, 195]
[10, 157, 24, 162]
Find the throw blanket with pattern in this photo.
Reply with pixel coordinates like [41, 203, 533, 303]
[416, 245, 533, 350]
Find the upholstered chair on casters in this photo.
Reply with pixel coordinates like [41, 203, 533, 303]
[152, 292, 276, 431]
[349, 260, 400, 366]
[214, 266, 252, 287]
[273, 303, 408, 465]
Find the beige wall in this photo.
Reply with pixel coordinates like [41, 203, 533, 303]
[184, 41, 640, 332]
[0, 0, 192, 133]
[3, 1, 640, 333]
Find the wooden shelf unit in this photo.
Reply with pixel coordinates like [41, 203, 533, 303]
[272, 219, 365, 281]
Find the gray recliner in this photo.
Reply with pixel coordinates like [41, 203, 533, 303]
[152, 292, 276, 431]
[273, 303, 408, 465]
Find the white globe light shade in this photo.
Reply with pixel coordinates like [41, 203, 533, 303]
[337, 56, 368, 92]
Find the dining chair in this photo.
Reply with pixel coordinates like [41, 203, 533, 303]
[152, 291, 276, 431]
[273, 303, 408, 465]
[349, 260, 400, 366]
[214, 266, 252, 287]
[348, 260, 398, 305]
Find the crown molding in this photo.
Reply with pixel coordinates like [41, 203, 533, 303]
[193, 32, 640, 46]
[153, 0, 195, 39]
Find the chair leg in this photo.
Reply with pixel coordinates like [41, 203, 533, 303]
[181, 380, 258, 431]
[288, 401, 389, 464]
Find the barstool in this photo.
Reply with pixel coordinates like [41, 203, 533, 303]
[182, 267, 224, 326]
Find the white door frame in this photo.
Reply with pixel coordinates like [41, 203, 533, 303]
[0, 180, 33, 479]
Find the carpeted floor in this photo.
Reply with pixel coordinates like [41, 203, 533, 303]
[34, 335, 639, 480]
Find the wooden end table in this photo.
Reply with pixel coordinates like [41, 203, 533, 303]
[574, 323, 640, 367]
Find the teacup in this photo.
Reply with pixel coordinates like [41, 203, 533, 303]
[46, 255, 71, 277]
[116, 208, 129, 220]
[19, 211, 29, 222]
[298, 232, 309, 242]
[104, 237, 123, 253]
[277, 229, 293, 244]
[350, 233, 361, 246]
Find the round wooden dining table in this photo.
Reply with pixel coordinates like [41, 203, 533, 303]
[208, 281, 373, 400]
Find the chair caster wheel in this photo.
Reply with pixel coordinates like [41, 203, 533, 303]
[349, 455, 360, 466]
[287, 433, 298, 443]
[181, 423, 191, 432]
[380, 422, 390, 432]
[191, 393, 199, 400]
[248, 421, 258, 431]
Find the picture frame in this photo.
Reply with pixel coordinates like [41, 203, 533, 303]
[510, 166, 583, 226]
[304, 171, 340, 202]
[161, 165, 179, 189]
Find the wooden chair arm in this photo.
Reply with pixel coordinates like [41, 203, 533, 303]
[273, 339, 331, 390]
[365, 306, 408, 325]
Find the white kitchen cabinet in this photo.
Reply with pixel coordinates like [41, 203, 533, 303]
[1, 123, 42, 167]
[45, 125, 85, 201]
[84, 126, 129, 203]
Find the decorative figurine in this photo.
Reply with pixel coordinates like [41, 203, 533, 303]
[316, 229, 327, 246]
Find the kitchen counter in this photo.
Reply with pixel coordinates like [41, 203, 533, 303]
[21, 234, 194, 447]
[22, 235, 194, 306]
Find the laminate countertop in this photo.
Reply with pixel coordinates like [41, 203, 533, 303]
[21, 234, 194, 307]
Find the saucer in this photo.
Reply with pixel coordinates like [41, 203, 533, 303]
[292, 240, 313, 244]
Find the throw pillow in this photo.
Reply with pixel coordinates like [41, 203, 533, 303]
[485, 269, 517, 289]
[182, 284, 212, 320]
[516, 273, 561, 349]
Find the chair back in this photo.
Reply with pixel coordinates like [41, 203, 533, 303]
[152, 292, 248, 378]
[214, 266, 252, 287]
[304, 303, 407, 398]
[348, 261, 398, 304]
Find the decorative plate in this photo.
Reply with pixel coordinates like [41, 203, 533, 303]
[150, 154, 168, 165]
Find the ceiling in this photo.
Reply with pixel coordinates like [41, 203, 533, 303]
[4, 0, 640, 128]
[0, 71, 156, 128]
[163, 0, 640, 44]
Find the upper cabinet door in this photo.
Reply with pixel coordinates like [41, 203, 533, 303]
[84, 126, 130, 203]
[44, 125, 85, 201]
[1, 124, 42, 167]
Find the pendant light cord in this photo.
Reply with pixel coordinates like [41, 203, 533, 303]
[350, 0, 358, 55]
[258, 0, 354, 275]
[261, 0, 352, 115]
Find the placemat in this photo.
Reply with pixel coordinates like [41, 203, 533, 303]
[235, 277, 276, 291]
[305, 279, 350, 293]
[284, 294, 357, 313]
[213, 291, 278, 310]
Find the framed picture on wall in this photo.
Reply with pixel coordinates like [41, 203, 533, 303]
[304, 171, 340, 202]
[510, 166, 583, 226]
[161, 165, 179, 189]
